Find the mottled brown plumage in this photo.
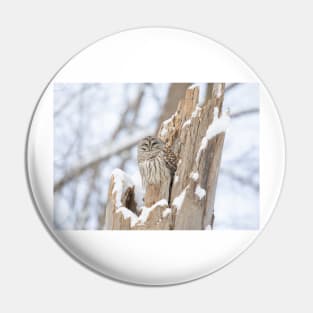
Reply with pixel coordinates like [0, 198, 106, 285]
[162, 145, 177, 174]
[137, 136, 177, 203]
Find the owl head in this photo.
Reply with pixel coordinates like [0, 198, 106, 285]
[137, 136, 164, 159]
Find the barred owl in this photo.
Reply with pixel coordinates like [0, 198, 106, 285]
[137, 136, 177, 202]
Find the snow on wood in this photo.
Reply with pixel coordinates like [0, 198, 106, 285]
[162, 208, 172, 218]
[196, 107, 230, 162]
[116, 207, 138, 227]
[190, 171, 199, 181]
[159, 113, 176, 137]
[174, 175, 179, 183]
[138, 199, 169, 224]
[195, 184, 206, 200]
[162, 114, 176, 126]
[182, 106, 201, 128]
[160, 127, 168, 138]
[107, 178, 171, 228]
[169, 84, 226, 230]
[112, 168, 134, 208]
[205, 224, 212, 230]
[182, 119, 191, 128]
[191, 106, 202, 118]
[188, 83, 201, 90]
[134, 185, 143, 208]
[172, 188, 187, 211]
[130, 172, 144, 208]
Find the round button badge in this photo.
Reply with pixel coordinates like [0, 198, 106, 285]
[26, 28, 285, 285]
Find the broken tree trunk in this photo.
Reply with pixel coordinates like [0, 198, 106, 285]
[105, 84, 230, 230]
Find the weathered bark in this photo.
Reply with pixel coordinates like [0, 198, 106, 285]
[144, 184, 168, 208]
[105, 84, 229, 230]
[156, 83, 191, 135]
[105, 170, 172, 230]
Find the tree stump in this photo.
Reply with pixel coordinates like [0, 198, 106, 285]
[105, 84, 230, 230]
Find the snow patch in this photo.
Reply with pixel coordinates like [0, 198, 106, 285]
[162, 208, 172, 218]
[131, 171, 144, 207]
[205, 224, 212, 230]
[160, 113, 176, 137]
[195, 184, 206, 200]
[182, 119, 191, 128]
[162, 114, 175, 126]
[117, 199, 169, 227]
[183, 106, 202, 129]
[196, 107, 230, 162]
[191, 106, 202, 118]
[116, 207, 138, 227]
[172, 188, 187, 210]
[138, 199, 168, 224]
[174, 175, 179, 183]
[188, 83, 200, 90]
[190, 172, 199, 181]
[112, 169, 134, 208]
[160, 127, 168, 137]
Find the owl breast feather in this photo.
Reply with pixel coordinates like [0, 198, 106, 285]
[139, 156, 171, 188]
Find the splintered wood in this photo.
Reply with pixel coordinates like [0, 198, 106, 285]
[105, 84, 228, 230]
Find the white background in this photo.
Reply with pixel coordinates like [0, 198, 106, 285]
[0, 1, 311, 312]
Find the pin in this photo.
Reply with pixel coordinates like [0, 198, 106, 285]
[26, 28, 285, 285]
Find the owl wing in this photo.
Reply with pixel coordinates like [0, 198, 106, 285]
[163, 146, 177, 174]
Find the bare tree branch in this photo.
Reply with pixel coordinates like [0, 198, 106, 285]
[111, 85, 145, 140]
[225, 83, 239, 93]
[156, 83, 191, 132]
[220, 168, 259, 191]
[54, 130, 152, 192]
[231, 108, 259, 118]
[54, 84, 94, 117]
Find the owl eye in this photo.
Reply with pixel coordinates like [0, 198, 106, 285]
[151, 142, 159, 148]
[141, 144, 148, 151]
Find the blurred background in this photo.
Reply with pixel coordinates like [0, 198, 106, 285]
[54, 83, 259, 230]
